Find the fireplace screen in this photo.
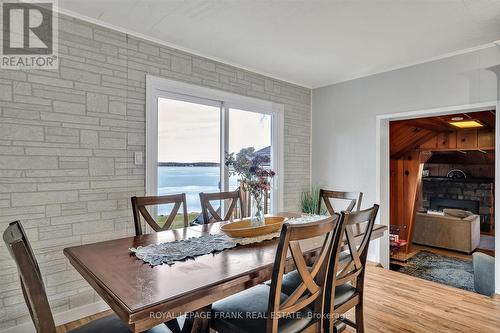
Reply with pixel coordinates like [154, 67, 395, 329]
[429, 197, 480, 214]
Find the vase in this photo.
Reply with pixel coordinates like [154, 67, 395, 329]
[251, 190, 265, 227]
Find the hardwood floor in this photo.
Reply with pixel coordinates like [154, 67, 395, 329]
[348, 266, 500, 332]
[58, 265, 500, 333]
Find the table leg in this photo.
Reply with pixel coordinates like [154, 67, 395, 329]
[165, 319, 182, 333]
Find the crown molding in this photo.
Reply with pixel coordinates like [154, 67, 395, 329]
[314, 41, 499, 89]
[56, 7, 499, 91]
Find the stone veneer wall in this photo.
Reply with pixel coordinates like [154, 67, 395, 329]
[0, 15, 311, 330]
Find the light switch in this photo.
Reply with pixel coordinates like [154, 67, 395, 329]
[134, 152, 143, 165]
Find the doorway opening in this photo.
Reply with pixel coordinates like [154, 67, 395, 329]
[388, 110, 496, 295]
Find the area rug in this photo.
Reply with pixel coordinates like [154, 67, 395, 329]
[394, 251, 474, 292]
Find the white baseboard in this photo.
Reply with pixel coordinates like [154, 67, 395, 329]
[0, 301, 110, 333]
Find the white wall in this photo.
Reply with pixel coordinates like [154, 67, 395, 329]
[312, 44, 500, 289]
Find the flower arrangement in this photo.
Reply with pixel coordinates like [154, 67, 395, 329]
[225, 147, 275, 225]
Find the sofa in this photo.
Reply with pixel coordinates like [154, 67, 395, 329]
[413, 210, 480, 253]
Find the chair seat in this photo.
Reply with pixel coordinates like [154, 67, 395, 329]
[69, 314, 169, 333]
[333, 284, 357, 308]
[211, 284, 312, 333]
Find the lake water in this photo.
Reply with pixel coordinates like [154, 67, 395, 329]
[157, 166, 237, 214]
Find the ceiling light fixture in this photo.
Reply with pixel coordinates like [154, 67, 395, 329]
[451, 117, 463, 121]
[448, 120, 484, 128]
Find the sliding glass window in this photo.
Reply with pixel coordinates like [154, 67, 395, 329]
[146, 76, 283, 228]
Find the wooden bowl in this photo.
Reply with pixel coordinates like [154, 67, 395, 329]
[221, 215, 287, 238]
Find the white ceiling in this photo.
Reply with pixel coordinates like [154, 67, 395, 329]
[59, 0, 500, 88]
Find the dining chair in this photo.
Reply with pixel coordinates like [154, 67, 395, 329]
[316, 190, 363, 275]
[3, 221, 169, 333]
[211, 214, 342, 333]
[317, 189, 363, 214]
[199, 188, 244, 223]
[276, 205, 379, 332]
[131, 194, 188, 235]
[131, 195, 187, 333]
[325, 205, 379, 332]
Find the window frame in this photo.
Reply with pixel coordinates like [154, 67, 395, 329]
[146, 75, 284, 213]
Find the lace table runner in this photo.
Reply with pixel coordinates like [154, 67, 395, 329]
[130, 215, 328, 266]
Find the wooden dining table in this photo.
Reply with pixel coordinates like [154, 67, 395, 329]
[64, 213, 387, 332]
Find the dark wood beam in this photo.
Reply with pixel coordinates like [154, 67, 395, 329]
[390, 123, 438, 159]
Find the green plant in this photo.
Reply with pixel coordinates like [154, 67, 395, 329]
[301, 187, 326, 214]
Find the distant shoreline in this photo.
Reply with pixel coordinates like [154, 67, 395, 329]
[158, 162, 220, 167]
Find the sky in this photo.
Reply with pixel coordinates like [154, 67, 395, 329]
[158, 97, 271, 163]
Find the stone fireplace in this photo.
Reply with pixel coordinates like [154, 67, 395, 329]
[422, 177, 494, 232]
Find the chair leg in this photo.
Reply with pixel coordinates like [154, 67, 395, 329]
[355, 303, 364, 333]
[333, 320, 347, 332]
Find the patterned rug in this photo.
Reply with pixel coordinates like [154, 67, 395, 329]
[393, 251, 474, 292]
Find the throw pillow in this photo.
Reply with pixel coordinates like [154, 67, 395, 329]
[443, 208, 473, 218]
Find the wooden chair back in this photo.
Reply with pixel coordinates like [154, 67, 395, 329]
[318, 189, 362, 215]
[131, 194, 188, 235]
[199, 188, 244, 223]
[267, 215, 343, 333]
[325, 205, 379, 319]
[3, 221, 56, 333]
